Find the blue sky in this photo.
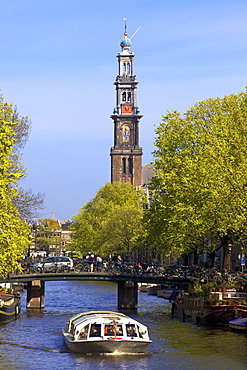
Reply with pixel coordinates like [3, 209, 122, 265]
[1, 0, 247, 220]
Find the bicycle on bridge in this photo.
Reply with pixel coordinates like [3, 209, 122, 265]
[30, 262, 70, 274]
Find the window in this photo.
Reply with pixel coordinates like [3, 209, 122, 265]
[45, 257, 55, 263]
[79, 324, 89, 339]
[123, 125, 130, 140]
[128, 157, 133, 175]
[137, 325, 145, 338]
[104, 324, 123, 336]
[126, 324, 137, 337]
[122, 158, 126, 174]
[89, 324, 101, 337]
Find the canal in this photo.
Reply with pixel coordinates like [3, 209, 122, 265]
[0, 280, 246, 369]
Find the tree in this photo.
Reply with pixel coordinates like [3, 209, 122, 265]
[0, 99, 30, 275]
[146, 89, 247, 268]
[0, 95, 45, 218]
[13, 188, 45, 218]
[71, 182, 146, 257]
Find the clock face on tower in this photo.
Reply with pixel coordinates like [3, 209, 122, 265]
[122, 104, 132, 114]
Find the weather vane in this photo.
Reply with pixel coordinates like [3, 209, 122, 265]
[123, 18, 127, 34]
[123, 17, 141, 39]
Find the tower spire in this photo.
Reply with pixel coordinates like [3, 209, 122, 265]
[123, 17, 127, 35]
[120, 18, 132, 51]
[110, 21, 143, 186]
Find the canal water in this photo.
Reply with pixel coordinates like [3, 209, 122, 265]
[0, 280, 246, 370]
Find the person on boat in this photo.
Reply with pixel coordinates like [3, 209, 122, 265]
[126, 324, 137, 337]
[116, 326, 123, 336]
[79, 325, 89, 339]
[90, 324, 101, 337]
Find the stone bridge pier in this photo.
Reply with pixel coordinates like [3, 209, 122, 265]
[26, 280, 45, 309]
[118, 281, 138, 310]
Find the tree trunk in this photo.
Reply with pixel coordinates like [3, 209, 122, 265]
[223, 245, 232, 271]
[220, 234, 232, 270]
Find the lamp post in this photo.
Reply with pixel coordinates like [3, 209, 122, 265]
[240, 246, 245, 274]
[227, 244, 232, 271]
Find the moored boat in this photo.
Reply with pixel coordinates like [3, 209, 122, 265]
[157, 288, 178, 300]
[146, 284, 161, 295]
[173, 288, 247, 326]
[62, 311, 152, 354]
[229, 317, 247, 332]
[0, 292, 21, 324]
[138, 283, 149, 292]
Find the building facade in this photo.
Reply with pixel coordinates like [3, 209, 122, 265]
[110, 24, 143, 186]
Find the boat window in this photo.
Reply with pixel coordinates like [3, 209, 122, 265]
[126, 324, 138, 337]
[104, 324, 123, 336]
[137, 325, 146, 338]
[78, 324, 89, 339]
[89, 324, 101, 337]
[70, 324, 75, 335]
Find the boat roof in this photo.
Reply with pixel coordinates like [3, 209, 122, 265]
[229, 317, 247, 326]
[67, 311, 147, 331]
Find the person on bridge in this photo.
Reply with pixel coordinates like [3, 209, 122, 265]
[96, 255, 102, 271]
[89, 254, 95, 272]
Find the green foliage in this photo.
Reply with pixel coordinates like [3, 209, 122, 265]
[0, 98, 30, 276]
[146, 88, 247, 267]
[71, 182, 145, 256]
[0, 94, 45, 219]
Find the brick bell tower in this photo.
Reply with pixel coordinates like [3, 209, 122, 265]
[110, 20, 143, 186]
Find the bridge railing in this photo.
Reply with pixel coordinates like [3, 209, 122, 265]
[18, 261, 247, 286]
[20, 261, 188, 278]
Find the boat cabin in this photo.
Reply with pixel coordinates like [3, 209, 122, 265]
[66, 311, 149, 341]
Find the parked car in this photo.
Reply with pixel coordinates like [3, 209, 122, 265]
[32, 256, 74, 273]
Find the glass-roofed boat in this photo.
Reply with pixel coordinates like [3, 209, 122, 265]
[62, 311, 152, 354]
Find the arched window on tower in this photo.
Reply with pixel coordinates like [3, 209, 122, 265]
[127, 63, 130, 74]
[128, 157, 133, 175]
[123, 62, 126, 74]
[127, 92, 131, 103]
[122, 92, 126, 102]
[122, 158, 126, 174]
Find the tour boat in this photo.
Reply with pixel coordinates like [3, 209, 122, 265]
[62, 311, 152, 354]
[0, 292, 21, 324]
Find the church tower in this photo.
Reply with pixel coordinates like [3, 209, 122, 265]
[110, 21, 143, 186]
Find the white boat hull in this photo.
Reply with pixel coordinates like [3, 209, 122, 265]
[63, 330, 151, 354]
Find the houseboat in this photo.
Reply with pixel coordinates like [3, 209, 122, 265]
[173, 287, 247, 326]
